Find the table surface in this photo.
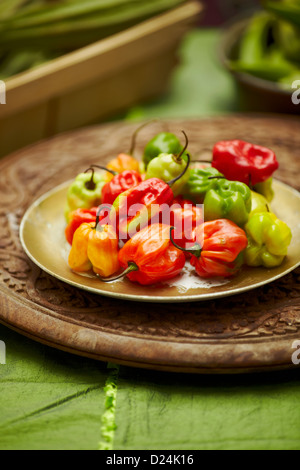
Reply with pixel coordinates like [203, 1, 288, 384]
[0, 29, 300, 451]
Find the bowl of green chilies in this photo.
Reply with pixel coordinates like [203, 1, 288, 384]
[219, 1, 300, 114]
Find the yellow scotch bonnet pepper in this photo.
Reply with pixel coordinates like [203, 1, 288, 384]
[244, 212, 292, 268]
[68, 221, 119, 278]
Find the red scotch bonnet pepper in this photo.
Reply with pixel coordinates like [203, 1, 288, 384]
[170, 196, 203, 251]
[101, 169, 142, 205]
[65, 207, 98, 245]
[170, 219, 248, 278]
[212, 140, 279, 186]
[111, 155, 190, 241]
[84, 164, 143, 206]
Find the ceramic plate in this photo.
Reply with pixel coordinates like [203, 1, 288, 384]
[20, 179, 300, 303]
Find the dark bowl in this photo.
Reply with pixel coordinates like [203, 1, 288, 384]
[219, 15, 300, 115]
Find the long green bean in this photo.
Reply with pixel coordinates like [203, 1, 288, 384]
[4, 0, 138, 27]
[2, 0, 185, 28]
[0, 0, 186, 51]
[0, 0, 187, 77]
[0, 0, 47, 21]
[0, 49, 56, 79]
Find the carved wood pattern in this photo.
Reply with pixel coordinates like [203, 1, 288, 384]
[0, 116, 299, 372]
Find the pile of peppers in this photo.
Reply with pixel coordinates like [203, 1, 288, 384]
[64, 124, 292, 286]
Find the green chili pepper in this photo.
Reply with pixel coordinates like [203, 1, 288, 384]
[239, 12, 273, 65]
[253, 177, 275, 202]
[143, 132, 188, 168]
[204, 179, 252, 227]
[232, 50, 296, 81]
[0, 49, 55, 79]
[280, 70, 300, 87]
[263, 0, 300, 27]
[183, 166, 224, 204]
[245, 212, 292, 268]
[65, 168, 106, 222]
[145, 131, 190, 197]
[232, 9, 297, 83]
[277, 20, 300, 62]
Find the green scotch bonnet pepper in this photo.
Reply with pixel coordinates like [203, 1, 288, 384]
[65, 168, 105, 222]
[183, 166, 224, 204]
[145, 131, 190, 198]
[143, 132, 189, 167]
[204, 178, 252, 227]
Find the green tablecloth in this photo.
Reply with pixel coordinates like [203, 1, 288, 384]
[0, 29, 299, 451]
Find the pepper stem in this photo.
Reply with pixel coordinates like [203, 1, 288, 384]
[248, 174, 253, 190]
[98, 262, 138, 283]
[174, 130, 189, 163]
[208, 176, 227, 180]
[167, 153, 191, 188]
[191, 160, 212, 165]
[84, 168, 96, 190]
[129, 119, 158, 156]
[169, 227, 202, 258]
[89, 164, 118, 177]
[95, 205, 112, 230]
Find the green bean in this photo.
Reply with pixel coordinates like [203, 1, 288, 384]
[0, 0, 186, 76]
[0, 0, 46, 16]
[2, 0, 185, 29]
[0, 0, 185, 51]
[5, 0, 137, 27]
[0, 0, 32, 20]
[0, 49, 55, 80]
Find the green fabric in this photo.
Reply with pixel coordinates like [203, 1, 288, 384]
[1, 28, 299, 451]
[0, 324, 108, 450]
[203, 178, 252, 227]
[114, 368, 300, 450]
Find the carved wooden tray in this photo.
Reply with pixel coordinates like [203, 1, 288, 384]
[1, 116, 300, 373]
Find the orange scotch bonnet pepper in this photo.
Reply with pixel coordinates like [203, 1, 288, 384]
[68, 211, 119, 278]
[99, 224, 186, 286]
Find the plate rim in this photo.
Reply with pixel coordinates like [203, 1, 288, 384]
[19, 179, 300, 304]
